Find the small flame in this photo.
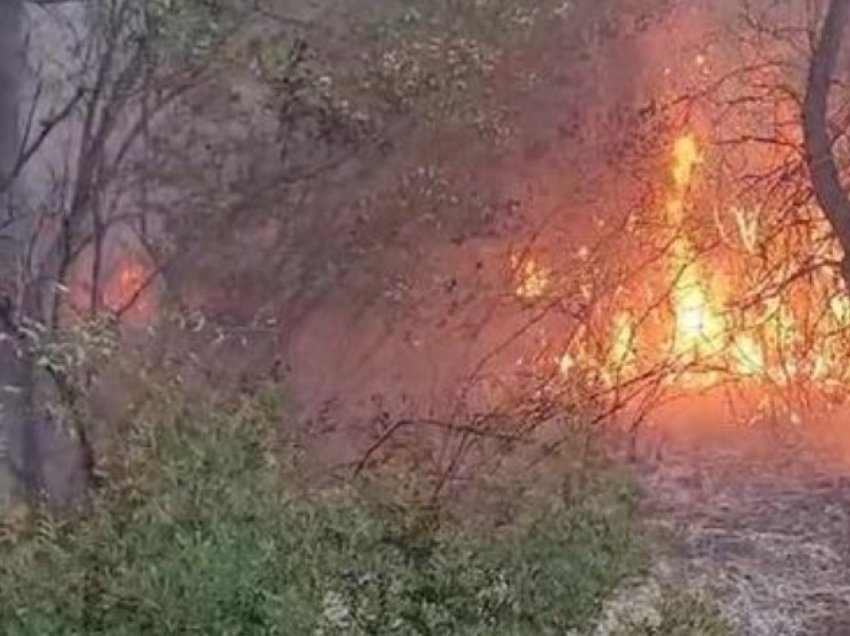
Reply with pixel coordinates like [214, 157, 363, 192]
[513, 254, 549, 300]
[732, 206, 759, 254]
[830, 294, 850, 326]
[672, 134, 701, 190]
[611, 312, 637, 369]
[558, 352, 575, 377]
[103, 256, 155, 323]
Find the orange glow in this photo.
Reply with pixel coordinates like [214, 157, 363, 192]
[524, 119, 850, 413]
[103, 257, 156, 323]
[550, 132, 845, 401]
[501, 5, 850, 420]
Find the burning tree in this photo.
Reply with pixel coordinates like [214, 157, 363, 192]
[498, 0, 850, 439]
[353, 0, 850, 490]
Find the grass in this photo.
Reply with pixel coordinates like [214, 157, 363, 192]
[624, 590, 733, 636]
[0, 383, 640, 635]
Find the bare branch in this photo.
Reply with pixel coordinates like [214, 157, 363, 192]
[0, 87, 85, 194]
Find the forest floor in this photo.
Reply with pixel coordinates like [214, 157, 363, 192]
[608, 416, 850, 635]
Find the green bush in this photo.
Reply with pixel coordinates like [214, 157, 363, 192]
[0, 386, 638, 635]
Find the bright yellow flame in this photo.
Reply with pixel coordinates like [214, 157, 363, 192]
[666, 134, 726, 367]
[513, 255, 549, 300]
[672, 134, 701, 190]
[830, 294, 850, 327]
[672, 279, 725, 360]
[767, 301, 796, 350]
[732, 206, 759, 254]
[558, 352, 575, 377]
[564, 129, 850, 400]
[611, 312, 637, 368]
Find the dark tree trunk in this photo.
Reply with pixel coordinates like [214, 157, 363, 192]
[0, 0, 32, 502]
[0, 0, 87, 503]
[804, 0, 850, 284]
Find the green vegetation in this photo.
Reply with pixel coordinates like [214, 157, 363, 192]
[0, 384, 640, 635]
[626, 590, 733, 636]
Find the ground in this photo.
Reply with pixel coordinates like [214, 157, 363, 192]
[621, 416, 850, 635]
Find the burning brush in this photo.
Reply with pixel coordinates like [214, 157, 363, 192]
[515, 132, 850, 417]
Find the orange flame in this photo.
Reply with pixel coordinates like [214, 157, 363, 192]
[103, 256, 156, 324]
[542, 125, 850, 410]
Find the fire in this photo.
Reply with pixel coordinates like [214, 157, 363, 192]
[104, 260, 147, 311]
[611, 311, 637, 369]
[512, 254, 549, 300]
[558, 352, 575, 377]
[666, 135, 726, 373]
[103, 256, 157, 323]
[830, 294, 850, 326]
[732, 206, 759, 254]
[522, 117, 850, 416]
[671, 133, 700, 191]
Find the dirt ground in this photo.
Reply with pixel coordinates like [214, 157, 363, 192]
[612, 411, 850, 635]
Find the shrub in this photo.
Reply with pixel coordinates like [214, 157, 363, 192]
[0, 385, 638, 635]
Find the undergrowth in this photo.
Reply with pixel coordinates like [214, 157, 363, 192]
[0, 384, 640, 635]
[625, 590, 733, 636]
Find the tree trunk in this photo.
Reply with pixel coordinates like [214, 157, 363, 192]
[0, 0, 31, 503]
[0, 0, 87, 504]
[803, 0, 850, 284]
